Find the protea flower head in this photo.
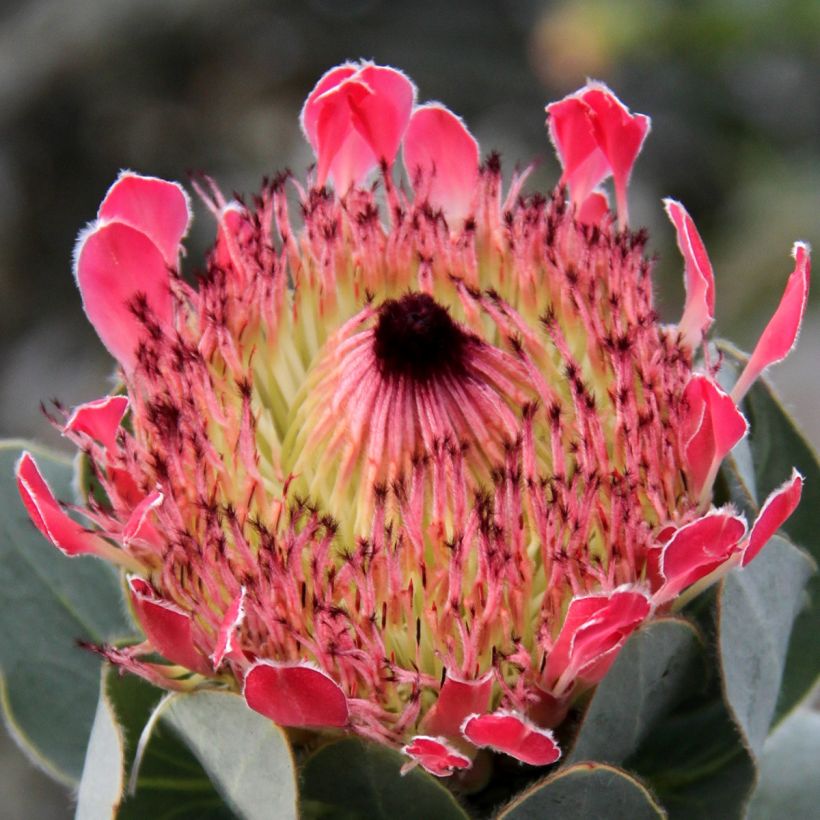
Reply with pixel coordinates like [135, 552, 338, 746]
[16, 61, 810, 777]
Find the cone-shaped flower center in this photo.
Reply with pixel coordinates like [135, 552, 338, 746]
[284, 287, 534, 537]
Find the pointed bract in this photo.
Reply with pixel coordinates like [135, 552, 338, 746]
[74, 221, 173, 370]
[244, 660, 349, 728]
[665, 199, 715, 349]
[547, 94, 610, 207]
[547, 82, 649, 223]
[129, 577, 210, 674]
[654, 510, 747, 602]
[15, 452, 107, 558]
[683, 375, 748, 496]
[64, 395, 129, 451]
[461, 711, 561, 766]
[98, 171, 191, 267]
[582, 83, 650, 223]
[403, 103, 480, 224]
[742, 470, 803, 566]
[545, 589, 651, 695]
[733, 242, 811, 401]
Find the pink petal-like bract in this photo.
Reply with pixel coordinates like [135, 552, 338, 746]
[74, 221, 173, 371]
[401, 736, 472, 778]
[300, 62, 415, 191]
[403, 103, 480, 224]
[243, 661, 349, 728]
[576, 190, 610, 225]
[733, 242, 811, 401]
[742, 470, 803, 566]
[211, 587, 246, 668]
[665, 198, 715, 349]
[655, 510, 747, 602]
[545, 589, 651, 695]
[64, 395, 129, 452]
[129, 577, 210, 674]
[581, 83, 650, 222]
[546, 94, 610, 207]
[300, 64, 358, 136]
[462, 711, 561, 766]
[683, 375, 749, 495]
[15, 452, 105, 558]
[98, 171, 191, 267]
[421, 671, 494, 739]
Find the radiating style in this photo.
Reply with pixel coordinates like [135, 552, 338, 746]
[16, 61, 810, 777]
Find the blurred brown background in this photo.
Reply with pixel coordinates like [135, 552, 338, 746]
[1, 0, 818, 816]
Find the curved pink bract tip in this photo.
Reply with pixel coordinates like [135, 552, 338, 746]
[301, 61, 416, 191]
[15, 452, 106, 558]
[129, 577, 211, 675]
[547, 94, 609, 208]
[654, 510, 747, 603]
[403, 103, 480, 224]
[461, 711, 561, 767]
[74, 221, 173, 371]
[732, 242, 811, 402]
[544, 589, 651, 696]
[64, 395, 129, 452]
[665, 199, 716, 349]
[98, 171, 191, 267]
[243, 661, 349, 728]
[742, 470, 803, 566]
[582, 83, 650, 223]
[682, 375, 749, 498]
[547, 81, 649, 225]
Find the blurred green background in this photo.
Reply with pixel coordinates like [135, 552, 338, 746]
[1, 0, 818, 816]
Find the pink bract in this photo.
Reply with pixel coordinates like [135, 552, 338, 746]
[403, 103, 480, 223]
[98, 171, 191, 266]
[74, 221, 173, 371]
[16, 452, 105, 558]
[462, 711, 561, 767]
[544, 590, 652, 697]
[547, 81, 650, 224]
[665, 199, 716, 349]
[128, 577, 211, 674]
[300, 61, 415, 191]
[18, 61, 811, 776]
[402, 736, 472, 778]
[733, 242, 811, 401]
[742, 470, 804, 566]
[64, 395, 129, 452]
[243, 661, 350, 729]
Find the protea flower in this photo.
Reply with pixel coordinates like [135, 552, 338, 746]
[16, 62, 810, 778]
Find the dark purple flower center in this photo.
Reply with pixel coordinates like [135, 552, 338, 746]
[373, 292, 469, 381]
